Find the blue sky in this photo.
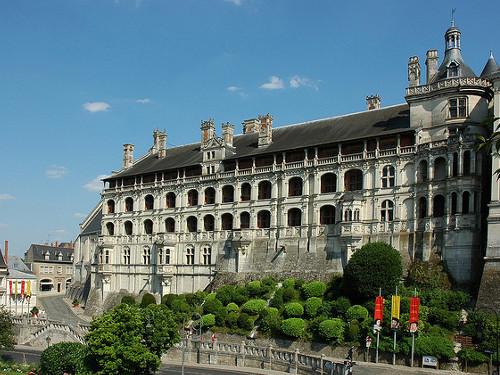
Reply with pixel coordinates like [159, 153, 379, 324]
[0, 0, 498, 256]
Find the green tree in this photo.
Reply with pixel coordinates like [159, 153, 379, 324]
[346, 305, 369, 322]
[318, 319, 345, 343]
[280, 318, 306, 338]
[301, 281, 327, 299]
[284, 302, 304, 318]
[0, 306, 15, 350]
[140, 293, 156, 308]
[342, 242, 402, 301]
[304, 297, 322, 318]
[40, 342, 86, 375]
[415, 334, 455, 360]
[85, 303, 179, 375]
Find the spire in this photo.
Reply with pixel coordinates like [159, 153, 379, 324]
[451, 8, 456, 27]
[480, 51, 499, 78]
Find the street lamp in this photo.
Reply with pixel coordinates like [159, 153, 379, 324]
[46, 336, 51, 348]
[192, 312, 203, 338]
[476, 307, 499, 375]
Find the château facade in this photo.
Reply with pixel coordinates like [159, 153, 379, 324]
[71, 24, 500, 309]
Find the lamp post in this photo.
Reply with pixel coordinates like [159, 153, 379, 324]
[46, 336, 51, 349]
[192, 312, 203, 339]
[477, 307, 499, 375]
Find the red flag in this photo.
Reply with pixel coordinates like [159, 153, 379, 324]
[374, 296, 384, 321]
[409, 297, 420, 323]
[21, 280, 25, 296]
[9, 280, 12, 295]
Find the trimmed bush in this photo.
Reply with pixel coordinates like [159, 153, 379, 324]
[284, 302, 304, 318]
[282, 287, 300, 302]
[301, 281, 327, 299]
[201, 313, 216, 328]
[205, 292, 217, 302]
[282, 278, 295, 289]
[346, 305, 369, 322]
[260, 307, 281, 333]
[304, 297, 322, 318]
[216, 285, 237, 306]
[246, 280, 262, 297]
[318, 319, 344, 343]
[415, 334, 455, 360]
[226, 302, 239, 313]
[40, 342, 86, 375]
[225, 312, 239, 329]
[140, 293, 157, 308]
[162, 294, 177, 306]
[121, 295, 136, 305]
[333, 297, 351, 316]
[237, 313, 255, 331]
[346, 320, 360, 342]
[269, 289, 284, 309]
[281, 318, 306, 338]
[241, 299, 267, 315]
[203, 298, 224, 315]
[185, 291, 207, 307]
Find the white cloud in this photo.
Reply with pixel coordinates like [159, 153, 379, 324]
[289, 75, 320, 90]
[83, 101, 111, 113]
[227, 86, 242, 92]
[73, 212, 86, 219]
[83, 174, 108, 192]
[0, 193, 15, 201]
[260, 76, 285, 90]
[46, 165, 67, 179]
[0, 223, 8, 228]
[224, 0, 243, 5]
[136, 98, 151, 104]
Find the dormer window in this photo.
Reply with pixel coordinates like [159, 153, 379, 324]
[449, 97, 467, 119]
[44, 252, 50, 261]
[58, 252, 63, 261]
[447, 62, 459, 78]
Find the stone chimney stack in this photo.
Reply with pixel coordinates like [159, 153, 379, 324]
[4, 240, 8, 266]
[258, 113, 273, 147]
[366, 95, 381, 110]
[152, 130, 167, 158]
[221, 122, 234, 147]
[408, 56, 421, 87]
[123, 144, 135, 169]
[242, 119, 260, 134]
[425, 49, 439, 84]
[201, 119, 216, 147]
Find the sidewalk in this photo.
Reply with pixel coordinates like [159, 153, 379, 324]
[164, 360, 286, 375]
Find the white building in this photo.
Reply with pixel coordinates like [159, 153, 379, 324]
[73, 23, 500, 310]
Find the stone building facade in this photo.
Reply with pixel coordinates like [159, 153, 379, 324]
[77, 24, 500, 307]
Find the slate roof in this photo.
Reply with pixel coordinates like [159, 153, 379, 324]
[0, 248, 6, 269]
[25, 244, 73, 264]
[108, 104, 411, 180]
[8, 256, 31, 272]
[81, 210, 102, 236]
[481, 53, 499, 77]
[432, 47, 476, 83]
[7, 269, 37, 279]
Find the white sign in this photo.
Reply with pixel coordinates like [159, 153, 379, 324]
[422, 356, 438, 368]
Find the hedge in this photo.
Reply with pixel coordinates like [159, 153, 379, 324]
[260, 307, 281, 333]
[241, 299, 267, 315]
[225, 312, 239, 329]
[121, 295, 136, 305]
[282, 287, 300, 302]
[201, 314, 216, 328]
[284, 302, 304, 318]
[318, 319, 344, 343]
[281, 318, 306, 338]
[346, 305, 369, 322]
[140, 293, 156, 308]
[282, 278, 295, 289]
[304, 297, 322, 318]
[301, 281, 327, 299]
[226, 302, 239, 313]
[246, 280, 262, 297]
[40, 342, 86, 375]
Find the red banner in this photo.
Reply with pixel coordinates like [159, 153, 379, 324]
[374, 296, 384, 321]
[9, 280, 12, 295]
[409, 297, 420, 323]
[21, 280, 25, 296]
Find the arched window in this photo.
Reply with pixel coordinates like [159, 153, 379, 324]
[187, 216, 198, 232]
[288, 177, 303, 196]
[165, 218, 175, 233]
[165, 248, 171, 264]
[258, 181, 272, 199]
[145, 195, 154, 210]
[188, 190, 199, 206]
[39, 279, 54, 292]
[417, 160, 428, 183]
[107, 200, 115, 214]
[321, 173, 337, 193]
[344, 169, 363, 191]
[222, 185, 234, 203]
[287, 208, 301, 227]
[203, 247, 212, 265]
[418, 197, 427, 219]
[433, 158, 447, 180]
[381, 200, 394, 222]
[186, 247, 195, 265]
[125, 197, 134, 212]
[144, 219, 153, 235]
[381, 166, 395, 188]
[240, 183, 251, 201]
[143, 246, 151, 265]
[124, 221, 133, 235]
[240, 212, 250, 229]
[221, 213, 233, 230]
[123, 247, 130, 265]
[452, 153, 458, 177]
[448, 62, 459, 78]
[344, 209, 352, 222]
[166, 192, 176, 208]
[320, 205, 336, 225]
[451, 193, 458, 215]
[433, 195, 445, 217]
[354, 209, 360, 222]
[463, 151, 471, 176]
[106, 222, 114, 236]
[462, 191, 470, 214]
[204, 215, 214, 231]
[204, 187, 215, 204]
[257, 210, 271, 228]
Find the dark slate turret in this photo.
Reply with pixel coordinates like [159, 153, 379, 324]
[480, 51, 499, 78]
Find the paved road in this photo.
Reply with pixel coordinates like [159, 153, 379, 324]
[160, 364, 257, 374]
[38, 296, 87, 325]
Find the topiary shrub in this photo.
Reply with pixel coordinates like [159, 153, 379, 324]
[241, 299, 267, 315]
[237, 312, 255, 331]
[284, 302, 304, 318]
[346, 320, 360, 342]
[282, 287, 300, 302]
[318, 319, 344, 343]
[346, 305, 369, 322]
[301, 281, 327, 299]
[203, 298, 224, 315]
[269, 289, 284, 309]
[140, 293, 157, 308]
[185, 291, 207, 307]
[121, 295, 136, 305]
[260, 307, 281, 333]
[281, 318, 306, 338]
[246, 280, 262, 297]
[342, 242, 402, 302]
[216, 285, 237, 306]
[201, 313, 216, 328]
[162, 294, 177, 306]
[225, 312, 239, 329]
[282, 278, 296, 289]
[333, 297, 351, 316]
[304, 297, 323, 318]
[40, 342, 86, 375]
[415, 334, 455, 360]
[205, 292, 217, 302]
[226, 302, 239, 313]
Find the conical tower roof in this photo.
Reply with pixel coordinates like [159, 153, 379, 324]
[480, 51, 499, 77]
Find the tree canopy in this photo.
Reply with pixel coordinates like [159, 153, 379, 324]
[0, 306, 15, 350]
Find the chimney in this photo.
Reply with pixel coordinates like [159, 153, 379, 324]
[4, 240, 8, 266]
[200, 119, 216, 147]
[366, 95, 381, 110]
[242, 118, 260, 134]
[152, 129, 167, 158]
[123, 144, 135, 169]
[408, 56, 421, 87]
[425, 49, 439, 84]
[258, 113, 273, 147]
[221, 122, 234, 147]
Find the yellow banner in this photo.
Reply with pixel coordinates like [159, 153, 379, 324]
[26, 281, 31, 296]
[14, 280, 18, 296]
[391, 295, 401, 320]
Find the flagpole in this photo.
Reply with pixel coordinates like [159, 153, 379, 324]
[392, 286, 398, 366]
[375, 288, 381, 364]
[411, 288, 417, 367]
